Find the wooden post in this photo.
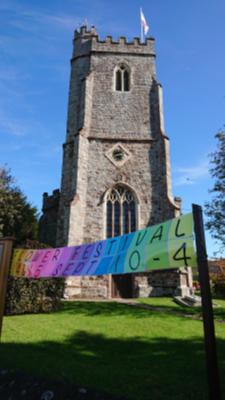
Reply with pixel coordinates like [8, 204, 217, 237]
[0, 237, 14, 341]
[192, 204, 221, 400]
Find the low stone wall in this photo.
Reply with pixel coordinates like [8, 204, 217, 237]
[5, 277, 65, 315]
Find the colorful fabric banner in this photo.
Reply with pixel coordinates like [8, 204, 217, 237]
[10, 213, 197, 278]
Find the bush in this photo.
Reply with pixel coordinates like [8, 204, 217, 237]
[210, 273, 225, 297]
[5, 240, 65, 315]
[5, 277, 65, 315]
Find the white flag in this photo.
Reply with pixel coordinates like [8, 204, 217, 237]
[140, 8, 149, 35]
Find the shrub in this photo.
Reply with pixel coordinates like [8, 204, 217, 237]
[210, 272, 225, 297]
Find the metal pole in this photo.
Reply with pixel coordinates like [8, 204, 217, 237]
[192, 204, 221, 400]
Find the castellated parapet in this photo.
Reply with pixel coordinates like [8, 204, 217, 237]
[42, 189, 60, 211]
[72, 25, 156, 59]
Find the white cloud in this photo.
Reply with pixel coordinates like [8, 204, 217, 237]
[0, 111, 27, 136]
[4, 7, 80, 34]
[42, 14, 80, 31]
[1, 121, 27, 136]
[37, 144, 61, 159]
[173, 160, 209, 186]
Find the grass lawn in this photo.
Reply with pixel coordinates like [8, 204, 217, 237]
[138, 296, 225, 320]
[1, 299, 225, 400]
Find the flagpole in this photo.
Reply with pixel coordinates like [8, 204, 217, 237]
[140, 8, 144, 43]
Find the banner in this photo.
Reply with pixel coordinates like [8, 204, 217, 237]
[10, 213, 197, 278]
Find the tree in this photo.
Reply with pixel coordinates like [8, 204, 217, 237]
[0, 166, 38, 243]
[205, 131, 225, 252]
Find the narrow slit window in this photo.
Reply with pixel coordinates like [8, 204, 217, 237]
[116, 70, 122, 91]
[124, 70, 129, 91]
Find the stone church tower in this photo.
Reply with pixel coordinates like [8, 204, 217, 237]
[40, 25, 192, 298]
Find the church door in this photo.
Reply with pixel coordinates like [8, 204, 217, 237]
[106, 185, 137, 298]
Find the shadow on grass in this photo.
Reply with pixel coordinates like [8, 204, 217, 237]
[140, 302, 225, 321]
[57, 301, 160, 318]
[56, 300, 225, 322]
[1, 329, 225, 400]
[57, 300, 191, 319]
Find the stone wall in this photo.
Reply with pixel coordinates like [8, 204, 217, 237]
[64, 276, 109, 299]
[63, 269, 192, 300]
[5, 277, 65, 315]
[133, 268, 193, 298]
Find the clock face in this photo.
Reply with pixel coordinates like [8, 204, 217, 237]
[105, 143, 131, 167]
[112, 148, 124, 162]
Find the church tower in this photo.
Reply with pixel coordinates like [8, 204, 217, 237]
[40, 26, 192, 298]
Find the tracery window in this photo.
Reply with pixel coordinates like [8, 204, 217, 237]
[106, 185, 137, 238]
[115, 65, 130, 92]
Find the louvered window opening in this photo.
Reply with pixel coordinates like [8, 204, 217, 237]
[115, 66, 130, 91]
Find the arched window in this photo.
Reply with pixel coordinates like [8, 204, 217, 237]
[115, 65, 130, 92]
[106, 185, 137, 238]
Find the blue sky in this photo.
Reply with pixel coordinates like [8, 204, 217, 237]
[0, 0, 224, 257]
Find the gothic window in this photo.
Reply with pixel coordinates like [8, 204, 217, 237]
[115, 65, 130, 92]
[106, 185, 137, 238]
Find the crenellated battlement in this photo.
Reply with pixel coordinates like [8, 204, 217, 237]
[42, 189, 60, 212]
[72, 25, 155, 58]
[74, 25, 98, 38]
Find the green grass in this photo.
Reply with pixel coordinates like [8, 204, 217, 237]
[1, 299, 225, 400]
[138, 296, 225, 321]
